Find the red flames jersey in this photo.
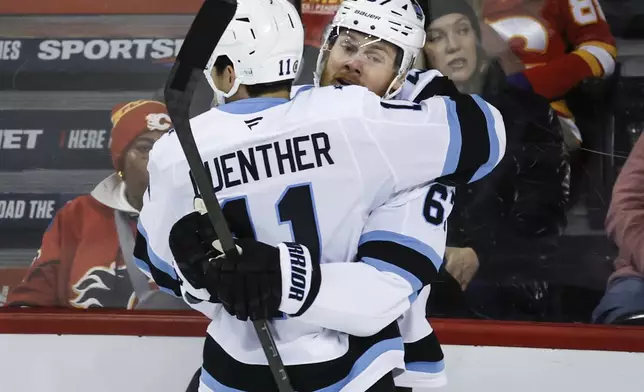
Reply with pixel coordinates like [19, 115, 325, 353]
[5, 195, 142, 309]
[483, 0, 617, 113]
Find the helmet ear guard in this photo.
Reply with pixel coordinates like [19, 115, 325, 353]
[314, 0, 426, 99]
[203, 0, 305, 106]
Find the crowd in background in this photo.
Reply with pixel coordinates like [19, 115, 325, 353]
[0, 0, 643, 326]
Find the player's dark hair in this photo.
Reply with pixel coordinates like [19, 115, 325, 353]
[245, 80, 293, 97]
[213, 55, 293, 98]
[214, 55, 234, 75]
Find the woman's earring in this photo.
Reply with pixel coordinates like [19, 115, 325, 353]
[117, 171, 124, 179]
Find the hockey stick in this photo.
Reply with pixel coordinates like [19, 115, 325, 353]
[163, 1, 294, 391]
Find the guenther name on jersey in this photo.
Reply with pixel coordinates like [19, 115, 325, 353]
[198, 132, 335, 192]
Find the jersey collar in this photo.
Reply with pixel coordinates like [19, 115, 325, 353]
[218, 97, 289, 114]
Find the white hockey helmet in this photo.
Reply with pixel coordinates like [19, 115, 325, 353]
[314, 0, 426, 98]
[204, 0, 304, 106]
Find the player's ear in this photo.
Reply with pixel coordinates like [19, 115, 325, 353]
[211, 65, 237, 94]
[225, 64, 236, 85]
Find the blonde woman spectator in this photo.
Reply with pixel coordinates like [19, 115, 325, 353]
[420, 0, 569, 319]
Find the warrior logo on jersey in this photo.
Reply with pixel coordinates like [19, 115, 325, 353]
[70, 262, 136, 309]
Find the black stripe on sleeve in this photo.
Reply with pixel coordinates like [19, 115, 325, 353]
[412, 76, 492, 186]
[437, 93, 491, 186]
[410, 75, 461, 102]
[404, 330, 445, 364]
[357, 240, 439, 288]
[133, 230, 182, 297]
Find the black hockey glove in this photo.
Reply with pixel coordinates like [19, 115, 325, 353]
[168, 208, 219, 292]
[210, 239, 321, 321]
[168, 201, 321, 321]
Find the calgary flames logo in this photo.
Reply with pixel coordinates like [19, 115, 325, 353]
[70, 262, 136, 309]
[145, 113, 172, 132]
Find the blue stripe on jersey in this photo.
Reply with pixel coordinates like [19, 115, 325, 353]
[134, 256, 176, 295]
[133, 227, 181, 297]
[201, 322, 403, 390]
[293, 84, 314, 98]
[134, 257, 151, 275]
[406, 360, 446, 374]
[439, 96, 463, 178]
[315, 337, 404, 392]
[402, 329, 445, 381]
[469, 95, 500, 183]
[359, 230, 443, 271]
[136, 221, 178, 279]
[362, 257, 420, 303]
[157, 285, 178, 296]
[134, 243, 182, 297]
[218, 97, 289, 114]
[201, 367, 244, 392]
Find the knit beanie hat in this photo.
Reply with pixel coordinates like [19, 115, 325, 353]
[419, 0, 481, 40]
[109, 100, 172, 171]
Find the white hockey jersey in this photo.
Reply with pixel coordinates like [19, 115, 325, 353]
[134, 85, 505, 391]
[360, 184, 455, 390]
[291, 84, 449, 389]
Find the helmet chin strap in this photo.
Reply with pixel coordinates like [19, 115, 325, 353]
[383, 71, 407, 100]
[313, 41, 331, 88]
[211, 77, 242, 107]
[384, 51, 416, 100]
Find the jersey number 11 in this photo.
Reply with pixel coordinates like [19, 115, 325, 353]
[221, 183, 321, 264]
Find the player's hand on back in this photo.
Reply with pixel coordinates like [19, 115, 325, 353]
[210, 239, 320, 321]
[208, 237, 283, 321]
[169, 198, 321, 321]
[168, 200, 222, 292]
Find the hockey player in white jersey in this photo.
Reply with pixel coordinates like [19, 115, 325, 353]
[302, 2, 467, 389]
[134, 0, 506, 391]
[200, 0, 451, 389]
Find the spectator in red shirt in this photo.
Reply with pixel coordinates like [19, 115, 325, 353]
[6, 100, 185, 310]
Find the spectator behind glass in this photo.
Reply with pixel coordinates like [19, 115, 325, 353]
[593, 135, 644, 324]
[5, 100, 187, 310]
[482, 0, 617, 151]
[420, 0, 569, 319]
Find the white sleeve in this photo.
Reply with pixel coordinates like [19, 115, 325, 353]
[396, 68, 445, 102]
[350, 86, 506, 195]
[133, 140, 219, 317]
[291, 184, 452, 337]
[133, 176, 182, 299]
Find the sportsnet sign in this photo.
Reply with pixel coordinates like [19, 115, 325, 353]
[0, 111, 113, 171]
[0, 38, 182, 70]
[0, 38, 183, 89]
[37, 38, 183, 62]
